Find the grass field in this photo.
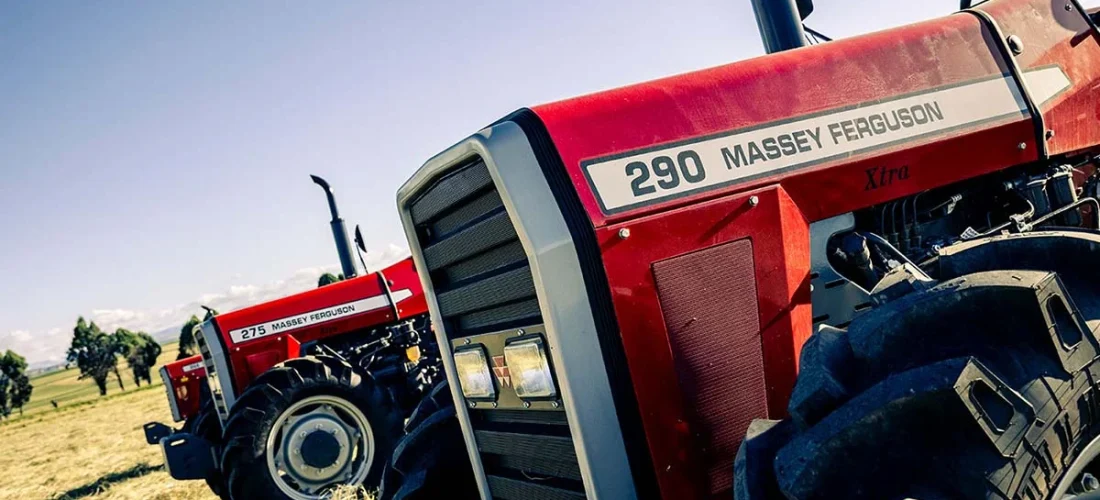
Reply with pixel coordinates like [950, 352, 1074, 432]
[21, 342, 185, 417]
[0, 380, 215, 500]
[1, 343, 373, 499]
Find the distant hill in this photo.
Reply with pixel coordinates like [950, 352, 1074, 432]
[150, 325, 178, 344]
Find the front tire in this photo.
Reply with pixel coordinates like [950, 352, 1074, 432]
[381, 380, 476, 500]
[738, 234, 1100, 499]
[220, 355, 401, 500]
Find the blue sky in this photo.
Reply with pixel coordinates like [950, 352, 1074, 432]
[1, 0, 971, 365]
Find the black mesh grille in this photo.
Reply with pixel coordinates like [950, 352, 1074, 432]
[409, 159, 542, 338]
[471, 410, 586, 499]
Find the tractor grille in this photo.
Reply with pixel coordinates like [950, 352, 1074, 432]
[408, 157, 584, 499]
[409, 159, 542, 339]
[470, 410, 585, 500]
[194, 324, 228, 419]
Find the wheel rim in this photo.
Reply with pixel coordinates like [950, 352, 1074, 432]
[1052, 433, 1100, 499]
[265, 394, 375, 499]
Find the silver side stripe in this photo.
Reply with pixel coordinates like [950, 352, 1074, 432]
[228, 289, 414, 343]
[583, 66, 1071, 213]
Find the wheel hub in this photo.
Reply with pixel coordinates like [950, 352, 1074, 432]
[300, 430, 342, 469]
[267, 396, 374, 499]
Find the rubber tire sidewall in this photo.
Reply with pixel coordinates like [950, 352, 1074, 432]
[221, 358, 401, 500]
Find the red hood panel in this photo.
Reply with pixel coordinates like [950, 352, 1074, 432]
[532, 1, 1097, 226]
[213, 256, 427, 346]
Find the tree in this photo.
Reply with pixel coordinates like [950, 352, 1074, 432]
[177, 315, 201, 360]
[0, 350, 31, 417]
[113, 329, 146, 386]
[9, 373, 31, 416]
[67, 317, 122, 396]
[318, 272, 344, 287]
[0, 350, 27, 378]
[114, 329, 162, 386]
[137, 332, 162, 384]
[0, 376, 9, 418]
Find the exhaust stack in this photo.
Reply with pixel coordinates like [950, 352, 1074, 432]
[310, 175, 358, 280]
[751, 0, 811, 54]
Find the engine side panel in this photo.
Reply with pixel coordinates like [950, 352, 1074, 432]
[597, 185, 810, 497]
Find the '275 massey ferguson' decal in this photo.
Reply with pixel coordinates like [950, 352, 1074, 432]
[228, 289, 414, 343]
[582, 66, 1071, 214]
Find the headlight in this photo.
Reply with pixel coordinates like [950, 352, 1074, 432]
[504, 336, 557, 399]
[454, 346, 495, 399]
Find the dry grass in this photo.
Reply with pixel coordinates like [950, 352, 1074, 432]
[0, 382, 214, 500]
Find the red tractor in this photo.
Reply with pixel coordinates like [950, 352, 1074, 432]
[155, 176, 442, 499]
[384, 0, 1100, 498]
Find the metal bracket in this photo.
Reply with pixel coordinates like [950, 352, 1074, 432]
[376, 269, 400, 319]
[1068, 0, 1100, 40]
[961, 8, 1049, 159]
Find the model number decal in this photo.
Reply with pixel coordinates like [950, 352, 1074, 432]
[228, 289, 414, 344]
[182, 361, 204, 373]
[626, 151, 707, 197]
[582, 66, 1070, 214]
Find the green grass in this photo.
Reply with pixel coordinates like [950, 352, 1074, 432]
[19, 342, 186, 418]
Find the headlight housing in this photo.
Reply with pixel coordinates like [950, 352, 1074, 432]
[454, 346, 495, 399]
[504, 336, 557, 399]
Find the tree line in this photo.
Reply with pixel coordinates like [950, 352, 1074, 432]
[66, 317, 161, 396]
[0, 350, 33, 417]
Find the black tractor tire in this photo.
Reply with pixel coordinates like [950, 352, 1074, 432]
[737, 256, 1100, 499]
[193, 400, 228, 499]
[381, 380, 476, 500]
[219, 355, 402, 500]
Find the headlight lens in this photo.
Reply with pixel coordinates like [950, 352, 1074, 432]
[504, 337, 557, 398]
[454, 347, 495, 399]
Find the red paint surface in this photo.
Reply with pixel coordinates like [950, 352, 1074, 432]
[162, 354, 207, 422]
[597, 187, 809, 497]
[978, 0, 1100, 157]
[524, 0, 1100, 496]
[212, 257, 428, 394]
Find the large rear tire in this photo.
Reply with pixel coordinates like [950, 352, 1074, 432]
[737, 235, 1100, 499]
[381, 380, 476, 500]
[220, 355, 402, 500]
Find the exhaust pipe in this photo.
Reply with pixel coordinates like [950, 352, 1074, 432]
[310, 175, 358, 279]
[751, 0, 811, 54]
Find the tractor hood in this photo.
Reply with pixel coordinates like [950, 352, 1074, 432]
[530, 0, 1097, 228]
[211, 256, 427, 348]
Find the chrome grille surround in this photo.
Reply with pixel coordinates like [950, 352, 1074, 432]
[398, 122, 638, 499]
